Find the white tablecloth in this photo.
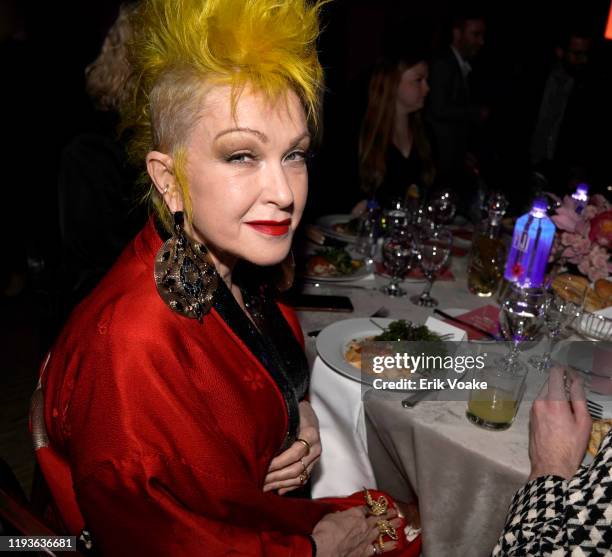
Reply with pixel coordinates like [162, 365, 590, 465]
[299, 256, 490, 498]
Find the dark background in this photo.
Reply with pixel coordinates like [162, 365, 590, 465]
[2, 0, 612, 281]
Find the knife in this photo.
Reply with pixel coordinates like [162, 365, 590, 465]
[433, 308, 499, 340]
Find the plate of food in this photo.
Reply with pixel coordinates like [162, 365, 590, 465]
[315, 214, 361, 242]
[303, 248, 369, 282]
[316, 318, 448, 385]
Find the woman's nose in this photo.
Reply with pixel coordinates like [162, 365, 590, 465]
[264, 163, 294, 208]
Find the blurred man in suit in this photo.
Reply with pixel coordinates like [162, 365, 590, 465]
[529, 26, 600, 194]
[426, 10, 488, 202]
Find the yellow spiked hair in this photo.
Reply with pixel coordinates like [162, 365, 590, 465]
[123, 0, 326, 230]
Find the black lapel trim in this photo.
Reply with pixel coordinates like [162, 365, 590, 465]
[153, 217, 306, 451]
[212, 279, 305, 451]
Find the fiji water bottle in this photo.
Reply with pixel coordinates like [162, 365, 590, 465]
[504, 198, 556, 288]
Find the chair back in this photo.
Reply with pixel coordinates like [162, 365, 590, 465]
[30, 364, 85, 536]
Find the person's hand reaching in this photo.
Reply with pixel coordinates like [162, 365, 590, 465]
[528, 366, 592, 481]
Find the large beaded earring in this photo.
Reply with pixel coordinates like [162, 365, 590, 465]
[154, 211, 218, 320]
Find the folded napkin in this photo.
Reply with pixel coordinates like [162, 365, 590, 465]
[451, 245, 469, 257]
[451, 228, 473, 241]
[424, 316, 467, 341]
[441, 305, 500, 341]
[375, 262, 455, 281]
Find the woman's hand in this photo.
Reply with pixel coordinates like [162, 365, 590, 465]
[528, 366, 592, 481]
[312, 506, 401, 557]
[263, 401, 322, 494]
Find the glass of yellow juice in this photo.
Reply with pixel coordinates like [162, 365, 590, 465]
[466, 363, 526, 430]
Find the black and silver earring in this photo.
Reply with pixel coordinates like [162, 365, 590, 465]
[154, 211, 218, 320]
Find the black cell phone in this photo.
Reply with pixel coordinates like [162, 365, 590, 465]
[284, 293, 354, 312]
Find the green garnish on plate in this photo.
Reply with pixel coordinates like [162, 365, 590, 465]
[374, 320, 446, 342]
[315, 247, 361, 275]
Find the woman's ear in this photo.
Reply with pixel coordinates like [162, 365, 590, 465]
[146, 150, 184, 214]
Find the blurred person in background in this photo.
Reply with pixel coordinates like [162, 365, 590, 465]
[528, 24, 602, 195]
[353, 36, 435, 213]
[425, 7, 489, 213]
[57, 2, 146, 316]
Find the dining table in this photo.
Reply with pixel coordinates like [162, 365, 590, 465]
[297, 237, 550, 557]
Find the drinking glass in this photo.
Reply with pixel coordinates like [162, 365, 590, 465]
[426, 188, 457, 225]
[383, 201, 410, 237]
[498, 284, 545, 373]
[466, 360, 527, 430]
[410, 227, 452, 307]
[380, 225, 415, 297]
[528, 282, 587, 371]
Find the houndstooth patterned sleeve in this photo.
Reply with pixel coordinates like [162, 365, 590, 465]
[492, 430, 612, 556]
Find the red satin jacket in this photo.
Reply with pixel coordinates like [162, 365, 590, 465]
[41, 219, 418, 556]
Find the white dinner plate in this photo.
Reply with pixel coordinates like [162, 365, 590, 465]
[316, 318, 460, 386]
[316, 318, 395, 385]
[315, 214, 359, 243]
[302, 263, 371, 283]
[552, 341, 612, 399]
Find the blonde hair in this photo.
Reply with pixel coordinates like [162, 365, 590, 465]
[123, 0, 326, 230]
[85, 3, 137, 112]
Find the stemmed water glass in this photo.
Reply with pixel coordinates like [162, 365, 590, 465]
[426, 189, 457, 226]
[380, 225, 415, 297]
[528, 283, 586, 371]
[498, 285, 546, 373]
[383, 199, 410, 237]
[410, 227, 452, 307]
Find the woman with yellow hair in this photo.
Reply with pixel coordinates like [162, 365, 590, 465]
[34, 1, 421, 555]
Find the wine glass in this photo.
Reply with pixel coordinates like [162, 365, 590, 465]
[383, 199, 410, 237]
[410, 227, 452, 307]
[528, 282, 587, 371]
[498, 285, 545, 373]
[380, 225, 415, 297]
[426, 189, 457, 225]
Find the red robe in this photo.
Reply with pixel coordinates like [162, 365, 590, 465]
[41, 219, 419, 556]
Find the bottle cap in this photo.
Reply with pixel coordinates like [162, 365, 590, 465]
[530, 197, 548, 217]
[572, 183, 589, 203]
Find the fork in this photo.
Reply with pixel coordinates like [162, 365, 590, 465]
[308, 307, 389, 338]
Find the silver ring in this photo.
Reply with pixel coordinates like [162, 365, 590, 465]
[372, 542, 383, 555]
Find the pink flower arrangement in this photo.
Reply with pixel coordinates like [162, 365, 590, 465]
[550, 193, 612, 282]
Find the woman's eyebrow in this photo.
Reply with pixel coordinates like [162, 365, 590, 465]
[290, 131, 311, 145]
[214, 128, 310, 146]
[214, 127, 269, 142]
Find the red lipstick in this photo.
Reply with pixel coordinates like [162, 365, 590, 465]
[246, 219, 291, 236]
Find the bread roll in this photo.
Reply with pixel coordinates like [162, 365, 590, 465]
[552, 274, 589, 303]
[595, 279, 612, 304]
[584, 289, 607, 312]
[588, 419, 612, 456]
